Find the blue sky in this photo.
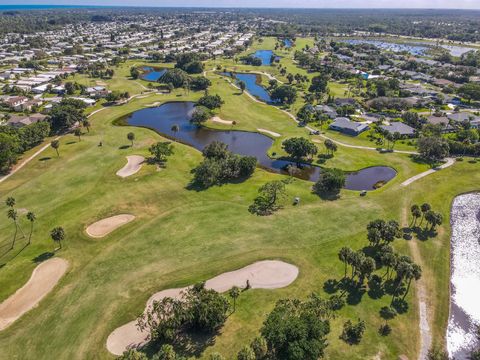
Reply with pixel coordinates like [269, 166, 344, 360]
[5, 0, 480, 9]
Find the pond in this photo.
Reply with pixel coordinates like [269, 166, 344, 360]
[447, 193, 480, 359]
[343, 39, 428, 56]
[140, 66, 167, 82]
[122, 101, 396, 190]
[284, 39, 293, 48]
[343, 39, 477, 57]
[253, 50, 279, 65]
[221, 72, 272, 103]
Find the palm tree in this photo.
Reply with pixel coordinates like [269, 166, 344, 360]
[51, 140, 60, 157]
[7, 209, 19, 249]
[410, 204, 421, 227]
[420, 203, 431, 226]
[26, 211, 36, 245]
[239, 80, 246, 93]
[229, 286, 241, 312]
[74, 128, 82, 142]
[425, 210, 443, 231]
[338, 246, 352, 278]
[82, 119, 91, 133]
[50, 226, 65, 250]
[171, 124, 179, 141]
[127, 132, 135, 147]
[5, 197, 15, 208]
[402, 263, 422, 300]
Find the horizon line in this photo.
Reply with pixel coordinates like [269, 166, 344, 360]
[2, 4, 480, 10]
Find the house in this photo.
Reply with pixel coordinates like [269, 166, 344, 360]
[329, 117, 369, 136]
[447, 112, 479, 123]
[427, 115, 455, 133]
[3, 96, 28, 110]
[314, 105, 338, 119]
[334, 98, 356, 107]
[380, 122, 415, 137]
[6, 113, 47, 128]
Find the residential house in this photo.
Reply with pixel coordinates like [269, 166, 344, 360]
[329, 117, 369, 136]
[380, 122, 415, 137]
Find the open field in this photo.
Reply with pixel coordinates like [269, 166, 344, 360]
[0, 43, 478, 360]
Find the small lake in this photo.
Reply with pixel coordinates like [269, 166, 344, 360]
[141, 66, 167, 82]
[343, 39, 428, 55]
[123, 101, 396, 190]
[447, 193, 480, 359]
[253, 50, 279, 66]
[221, 72, 272, 103]
[343, 39, 477, 57]
[284, 39, 293, 48]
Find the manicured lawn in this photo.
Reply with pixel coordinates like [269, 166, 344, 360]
[0, 51, 473, 360]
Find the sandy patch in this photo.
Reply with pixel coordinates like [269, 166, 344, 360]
[96, 81, 107, 86]
[0, 257, 68, 331]
[116, 156, 145, 178]
[145, 102, 161, 107]
[211, 116, 234, 125]
[106, 260, 298, 355]
[86, 214, 135, 238]
[257, 128, 281, 137]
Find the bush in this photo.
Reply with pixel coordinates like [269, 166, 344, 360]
[340, 319, 366, 345]
[190, 76, 211, 91]
[313, 168, 346, 197]
[161, 68, 190, 88]
[197, 94, 224, 110]
[192, 142, 257, 188]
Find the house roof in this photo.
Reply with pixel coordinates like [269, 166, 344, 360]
[330, 117, 368, 132]
[380, 122, 415, 135]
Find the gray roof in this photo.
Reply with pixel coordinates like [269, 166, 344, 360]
[330, 117, 369, 132]
[447, 112, 479, 123]
[380, 122, 415, 136]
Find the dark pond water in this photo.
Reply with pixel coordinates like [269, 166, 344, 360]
[221, 72, 272, 103]
[141, 66, 167, 82]
[123, 101, 396, 190]
[253, 50, 279, 66]
[284, 39, 293, 48]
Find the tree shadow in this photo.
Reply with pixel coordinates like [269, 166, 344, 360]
[142, 331, 216, 358]
[66, 141, 76, 145]
[118, 145, 130, 150]
[323, 279, 339, 294]
[39, 157, 51, 162]
[338, 278, 366, 305]
[410, 226, 437, 241]
[32, 252, 54, 263]
[367, 275, 385, 299]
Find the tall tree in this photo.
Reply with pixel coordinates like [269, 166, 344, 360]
[51, 140, 60, 157]
[127, 132, 135, 147]
[229, 286, 241, 312]
[50, 226, 65, 250]
[26, 211, 36, 245]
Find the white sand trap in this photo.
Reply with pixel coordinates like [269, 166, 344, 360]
[106, 260, 298, 355]
[116, 156, 145, 178]
[211, 116, 234, 125]
[86, 214, 135, 238]
[145, 102, 161, 107]
[0, 257, 68, 331]
[257, 128, 281, 137]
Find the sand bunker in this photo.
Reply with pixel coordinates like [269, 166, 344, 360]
[145, 102, 161, 107]
[211, 116, 234, 125]
[86, 214, 135, 238]
[116, 156, 145, 178]
[257, 128, 280, 137]
[0, 257, 68, 331]
[106, 260, 298, 355]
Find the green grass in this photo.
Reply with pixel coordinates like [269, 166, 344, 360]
[0, 49, 474, 360]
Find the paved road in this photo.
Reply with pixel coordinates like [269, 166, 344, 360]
[400, 157, 455, 187]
